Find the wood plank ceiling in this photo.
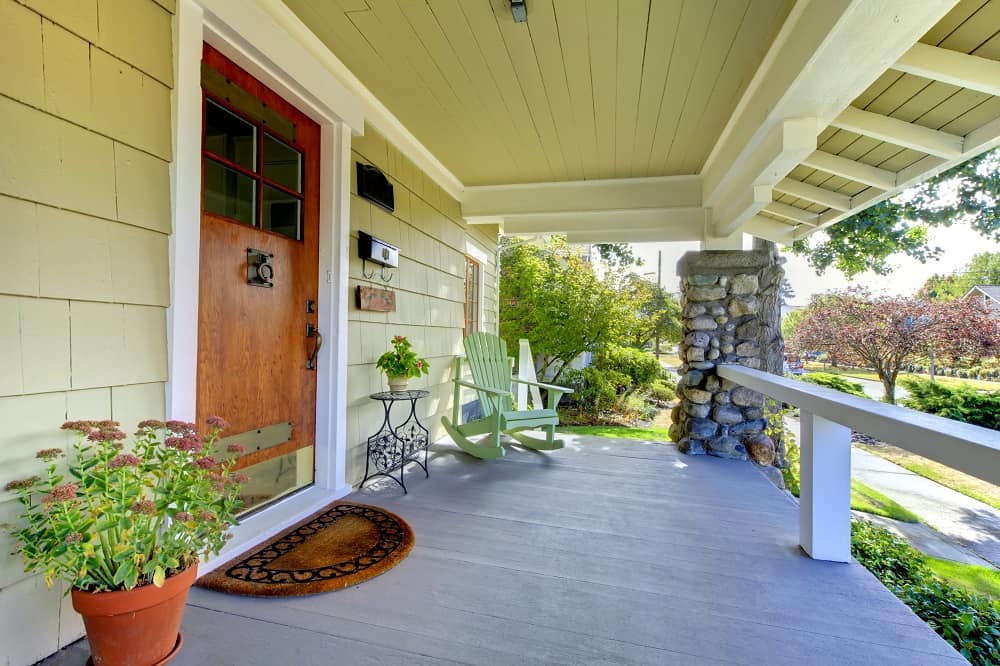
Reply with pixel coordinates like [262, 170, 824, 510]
[762, 0, 1000, 231]
[282, 0, 794, 185]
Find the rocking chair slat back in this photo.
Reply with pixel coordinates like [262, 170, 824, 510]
[464, 332, 513, 416]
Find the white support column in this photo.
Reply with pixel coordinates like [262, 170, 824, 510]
[799, 410, 852, 562]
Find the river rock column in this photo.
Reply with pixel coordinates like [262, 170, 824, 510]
[668, 249, 784, 466]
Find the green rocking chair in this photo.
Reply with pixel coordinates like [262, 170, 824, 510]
[441, 332, 573, 459]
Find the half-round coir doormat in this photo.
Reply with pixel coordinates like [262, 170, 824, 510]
[196, 502, 414, 597]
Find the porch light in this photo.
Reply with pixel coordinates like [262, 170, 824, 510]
[511, 0, 527, 23]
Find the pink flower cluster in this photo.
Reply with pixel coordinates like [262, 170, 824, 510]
[165, 435, 203, 453]
[174, 511, 194, 522]
[130, 499, 156, 515]
[42, 483, 78, 504]
[206, 415, 229, 430]
[108, 453, 141, 469]
[35, 448, 64, 461]
[226, 443, 246, 454]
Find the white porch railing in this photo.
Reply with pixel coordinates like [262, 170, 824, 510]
[717, 365, 1000, 563]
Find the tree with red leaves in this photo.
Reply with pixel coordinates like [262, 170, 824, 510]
[788, 288, 997, 403]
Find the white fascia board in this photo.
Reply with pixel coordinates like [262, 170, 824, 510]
[831, 106, 964, 158]
[774, 178, 854, 211]
[564, 227, 704, 244]
[800, 150, 897, 190]
[502, 207, 707, 236]
[461, 175, 702, 219]
[200, 0, 364, 129]
[702, 0, 956, 215]
[254, 0, 465, 201]
[894, 42, 1000, 98]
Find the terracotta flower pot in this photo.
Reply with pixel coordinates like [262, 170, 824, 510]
[387, 375, 409, 393]
[71, 564, 197, 666]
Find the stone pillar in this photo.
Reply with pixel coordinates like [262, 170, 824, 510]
[669, 249, 785, 467]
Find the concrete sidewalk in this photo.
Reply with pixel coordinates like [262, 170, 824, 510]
[851, 447, 1000, 568]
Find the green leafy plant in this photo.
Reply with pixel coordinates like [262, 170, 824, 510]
[3, 418, 245, 592]
[375, 335, 430, 379]
[901, 377, 1000, 430]
[851, 520, 1000, 664]
[799, 372, 867, 398]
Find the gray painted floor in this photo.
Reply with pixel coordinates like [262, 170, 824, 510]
[41, 435, 963, 665]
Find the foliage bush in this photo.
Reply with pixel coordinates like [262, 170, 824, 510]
[564, 366, 628, 416]
[851, 520, 1000, 664]
[900, 377, 1000, 430]
[594, 345, 662, 389]
[649, 380, 676, 403]
[799, 372, 867, 398]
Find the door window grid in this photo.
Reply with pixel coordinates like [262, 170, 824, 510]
[202, 95, 305, 241]
[464, 257, 481, 337]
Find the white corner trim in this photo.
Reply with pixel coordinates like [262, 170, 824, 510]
[465, 239, 490, 265]
[257, 0, 466, 202]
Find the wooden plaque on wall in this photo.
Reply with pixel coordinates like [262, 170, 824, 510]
[356, 285, 396, 312]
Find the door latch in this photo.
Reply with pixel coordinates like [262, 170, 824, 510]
[247, 248, 274, 288]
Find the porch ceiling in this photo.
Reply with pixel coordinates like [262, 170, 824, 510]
[274, 0, 1000, 246]
[281, 0, 793, 186]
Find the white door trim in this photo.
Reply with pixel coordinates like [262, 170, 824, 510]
[167, 0, 357, 567]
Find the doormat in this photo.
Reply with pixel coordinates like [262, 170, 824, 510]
[196, 502, 414, 597]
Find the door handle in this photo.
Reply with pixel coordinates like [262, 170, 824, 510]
[306, 323, 323, 370]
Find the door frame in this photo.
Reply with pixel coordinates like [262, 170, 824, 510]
[168, 0, 363, 567]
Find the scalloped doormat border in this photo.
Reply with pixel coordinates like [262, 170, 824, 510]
[196, 502, 414, 597]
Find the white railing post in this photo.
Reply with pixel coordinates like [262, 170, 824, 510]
[517, 339, 542, 410]
[799, 410, 852, 562]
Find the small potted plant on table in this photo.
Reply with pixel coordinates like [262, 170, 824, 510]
[3, 417, 246, 666]
[376, 335, 430, 393]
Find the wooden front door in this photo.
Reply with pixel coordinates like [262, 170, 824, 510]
[197, 45, 321, 512]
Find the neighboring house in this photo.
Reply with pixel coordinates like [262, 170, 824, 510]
[1, 1, 999, 664]
[962, 285, 1000, 319]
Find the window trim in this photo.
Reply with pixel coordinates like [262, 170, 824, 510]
[464, 256, 483, 337]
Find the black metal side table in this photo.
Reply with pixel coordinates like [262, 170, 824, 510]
[361, 390, 431, 493]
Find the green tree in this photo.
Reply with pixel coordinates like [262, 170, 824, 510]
[499, 237, 633, 384]
[792, 148, 1000, 277]
[918, 251, 1000, 301]
[781, 308, 806, 341]
[619, 274, 682, 349]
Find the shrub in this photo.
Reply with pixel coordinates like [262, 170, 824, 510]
[800, 372, 867, 398]
[900, 377, 1000, 430]
[649, 380, 676, 403]
[564, 366, 627, 416]
[852, 520, 1000, 664]
[595, 345, 661, 390]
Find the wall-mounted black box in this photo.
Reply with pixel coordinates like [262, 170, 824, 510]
[356, 162, 395, 212]
[358, 231, 399, 269]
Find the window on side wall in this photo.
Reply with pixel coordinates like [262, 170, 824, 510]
[464, 256, 481, 337]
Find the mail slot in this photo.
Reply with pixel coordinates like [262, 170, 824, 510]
[358, 231, 399, 269]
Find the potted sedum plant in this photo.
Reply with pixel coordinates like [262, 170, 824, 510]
[376, 335, 430, 392]
[3, 417, 246, 666]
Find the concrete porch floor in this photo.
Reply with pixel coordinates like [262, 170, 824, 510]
[44, 435, 962, 665]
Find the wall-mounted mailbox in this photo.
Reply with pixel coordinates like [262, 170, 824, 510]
[358, 231, 399, 269]
[356, 163, 395, 212]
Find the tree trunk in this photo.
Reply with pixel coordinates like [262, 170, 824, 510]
[929, 349, 936, 382]
[880, 375, 896, 404]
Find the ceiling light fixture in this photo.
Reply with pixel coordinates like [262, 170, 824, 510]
[511, 0, 527, 23]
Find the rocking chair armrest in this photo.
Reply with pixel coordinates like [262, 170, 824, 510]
[453, 379, 510, 397]
[510, 377, 574, 395]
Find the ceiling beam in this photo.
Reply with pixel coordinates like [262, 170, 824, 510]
[765, 201, 820, 226]
[744, 215, 799, 245]
[831, 106, 964, 158]
[774, 178, 853, 211]
[701, 0, 955, 239]
[501, 207, 708, 241]
[802, 113, 1000, 238]
[894, 42, 1000, 97]
[461, 175, 701, 219]
[800, 150, 897, 190]
[714, 184, 775, 237]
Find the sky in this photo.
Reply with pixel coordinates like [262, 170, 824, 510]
[628, 220, 1000, 306]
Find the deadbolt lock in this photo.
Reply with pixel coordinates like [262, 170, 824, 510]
[247, 248, 274, 288]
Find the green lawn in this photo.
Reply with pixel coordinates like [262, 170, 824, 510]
[804, 363, 1000, 392]
[557, 425, 671, 441]
[924, 556, 1000, 598]
[784, 443, 920, 522]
